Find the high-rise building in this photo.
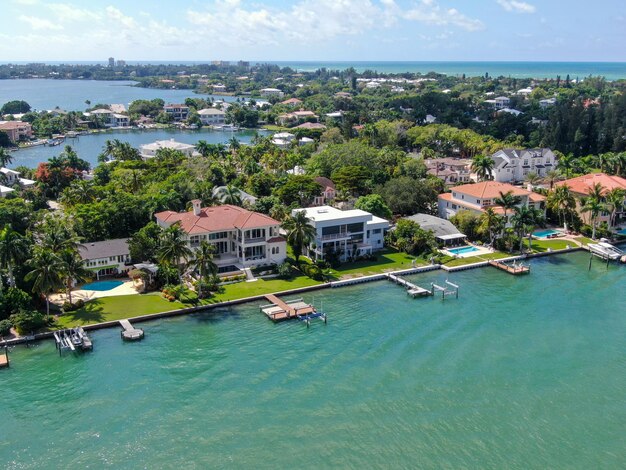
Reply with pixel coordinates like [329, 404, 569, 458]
[117, 59, 126, 66]
[108, 57, 115, 67]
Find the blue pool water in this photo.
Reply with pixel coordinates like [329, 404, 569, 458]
[617, 228, 626, 236]
[448, 246, 479, 255]
[81, 280, 124, 291]
[534, 229, 562, 238]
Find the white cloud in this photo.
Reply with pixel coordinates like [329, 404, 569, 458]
[496, 0, 536, 14]
[18, 15, 64, 30]
[47, 3, 102, 22]
[404, 1, 484, 31]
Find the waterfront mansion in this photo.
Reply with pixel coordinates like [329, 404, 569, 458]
[155, 201, 286, 272]
[490, 148, 557, 183]
[438, 181, 546, 225]
[293, 206, 390, 262]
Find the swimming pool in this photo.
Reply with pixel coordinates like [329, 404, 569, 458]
[81, 280, 124, 291]
[617, 228, 626, 236]
[533, 229, 562, 238]
[447, 246, 479, 255]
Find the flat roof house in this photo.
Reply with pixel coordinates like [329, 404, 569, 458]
[80, 238, 131, 279]
[438, 181, 546, 226]
[164, 104, 190, 121]
[140, 139, 197, 159]
[155, 202, 286, 272]
[197, 108, 226, 126]
[402, 213, 466, 246]
[293, 206, 390, 262]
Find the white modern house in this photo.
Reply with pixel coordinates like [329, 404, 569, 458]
[438, 181, 546, 226]
[197, 108, 226, 126]
[80, 238, 132, 278]
[164, 104, 190, 121]
[139, 139, 198, 159]
[1, 167, 36, 187]
[293, 206, 390, 262]
[260, 88, 284, 98]
[155, 201, 286, 272]
[491, 148, 558, 183]
[271, 132, 296, 148]
[87, 109, 129, 127]
[494, 96, 511, 109]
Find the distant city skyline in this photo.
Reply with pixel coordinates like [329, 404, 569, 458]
[1, 0, 624, 62]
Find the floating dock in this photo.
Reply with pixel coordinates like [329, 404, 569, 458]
[0, 345, 9, 369]
[489, 259, 530, 275]
[386, 273, 432, 297]
[120, 319, 145, 341]
[261, 294, 320, 322]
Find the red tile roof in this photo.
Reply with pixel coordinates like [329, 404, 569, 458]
[555, 173, 626, 196]
[155, 204, 280, 234]
[267, 236, 286, 243]
[451, 181, 538, 199]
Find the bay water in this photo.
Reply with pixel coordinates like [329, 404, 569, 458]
[1, 252, 625, 468]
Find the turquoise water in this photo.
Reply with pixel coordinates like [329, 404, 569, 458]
[270, 61, 626, 80]
[81, 280, 124, 291]
[448, 245, 479, 255]
[1, 252, 625, 468]
[0, 79, 236, 112]
[533, 229, 562, 238]
[10, 128, 269, 169]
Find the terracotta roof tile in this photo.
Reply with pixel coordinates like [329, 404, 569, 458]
[450, 181, 537, 199]
[154, 204, 280, 233]
[555, 173, 626, 196]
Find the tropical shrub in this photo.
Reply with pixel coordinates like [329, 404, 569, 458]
[0, 319, 12, 336]
[10, 309, 47, 335]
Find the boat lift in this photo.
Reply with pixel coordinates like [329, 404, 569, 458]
[431, 280, 459, 300]
[297, 299, 327, 328]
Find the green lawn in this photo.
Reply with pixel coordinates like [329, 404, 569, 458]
[575, 236, 594, 246]
[327, 249, 424, 278]
[55, 293, 185, 328]
[210, 275, 321, 302]
[530, 239, 572, 252]
[443, 251, 510, 267]
[262, 124, 290, 132]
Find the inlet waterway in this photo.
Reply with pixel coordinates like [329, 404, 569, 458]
[9, 128, 269, 169]
[2, 252, 625, 468]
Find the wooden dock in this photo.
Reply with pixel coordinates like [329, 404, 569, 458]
[120, 319, 144, 341]
[386, 274, 432, 297]
[0, 346, 9, 368]
[261, 294, 316, 322]
[489, 259, 530, 275]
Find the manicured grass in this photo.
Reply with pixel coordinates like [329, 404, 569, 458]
[327, 249, 424, 278]
[443, 251, 510, 267]
[210, 275, 321, 303]
[55, 292, 185, 328]
[575, 236, 594, 246]
[530, 239, 572, 253]
[262, 124, 290, 132]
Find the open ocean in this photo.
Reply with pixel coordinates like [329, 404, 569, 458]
[3, 61, 626, 80]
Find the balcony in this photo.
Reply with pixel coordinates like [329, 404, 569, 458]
[321, 232, 352, 241]
[244, 237, 266, 244]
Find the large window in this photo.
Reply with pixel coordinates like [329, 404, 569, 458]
[346, 222, 363, 233]
[209, 231, 228, 240]
[246, 228, 264, 240]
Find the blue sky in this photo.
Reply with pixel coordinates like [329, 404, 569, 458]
[1, 0, 624, 62]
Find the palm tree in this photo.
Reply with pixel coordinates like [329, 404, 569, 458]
[544, 169, 562, 190]
[471, 154, 495, 181]
[525, 171, 541, 188]
[0, 147, 14, 168]
[547, 184, 575, 230]
[0, 225, 29, 289]
[581, 197, 607, 240]
[216, 185, 242, 206]
[605, 188, 626, 228]
[478, 207, 505, 247]
[188, 241, 217, 298]
[25, 248, 64, 319]
[282, 211, 316, 265]
[158, 224, 192, 283]
[39, 216, 83, 253]
[59, 249, 93, 305]
[557, 153, 575, 178]
[511, 205, 543, 252]
[494, 190, 521, 224]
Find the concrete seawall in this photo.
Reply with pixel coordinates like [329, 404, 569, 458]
[1, 246, 589, 346]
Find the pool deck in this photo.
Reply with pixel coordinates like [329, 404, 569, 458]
[50, 279, 139, 305]
[442, 245, 492, 258]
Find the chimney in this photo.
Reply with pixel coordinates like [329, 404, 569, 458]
[191, 199, 201, 216]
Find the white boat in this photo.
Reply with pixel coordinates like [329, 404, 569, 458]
[588, 240, 624, 261]
[220, 124, 239, 131]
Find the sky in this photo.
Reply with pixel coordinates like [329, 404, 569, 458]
[0, 0, 624, 62]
